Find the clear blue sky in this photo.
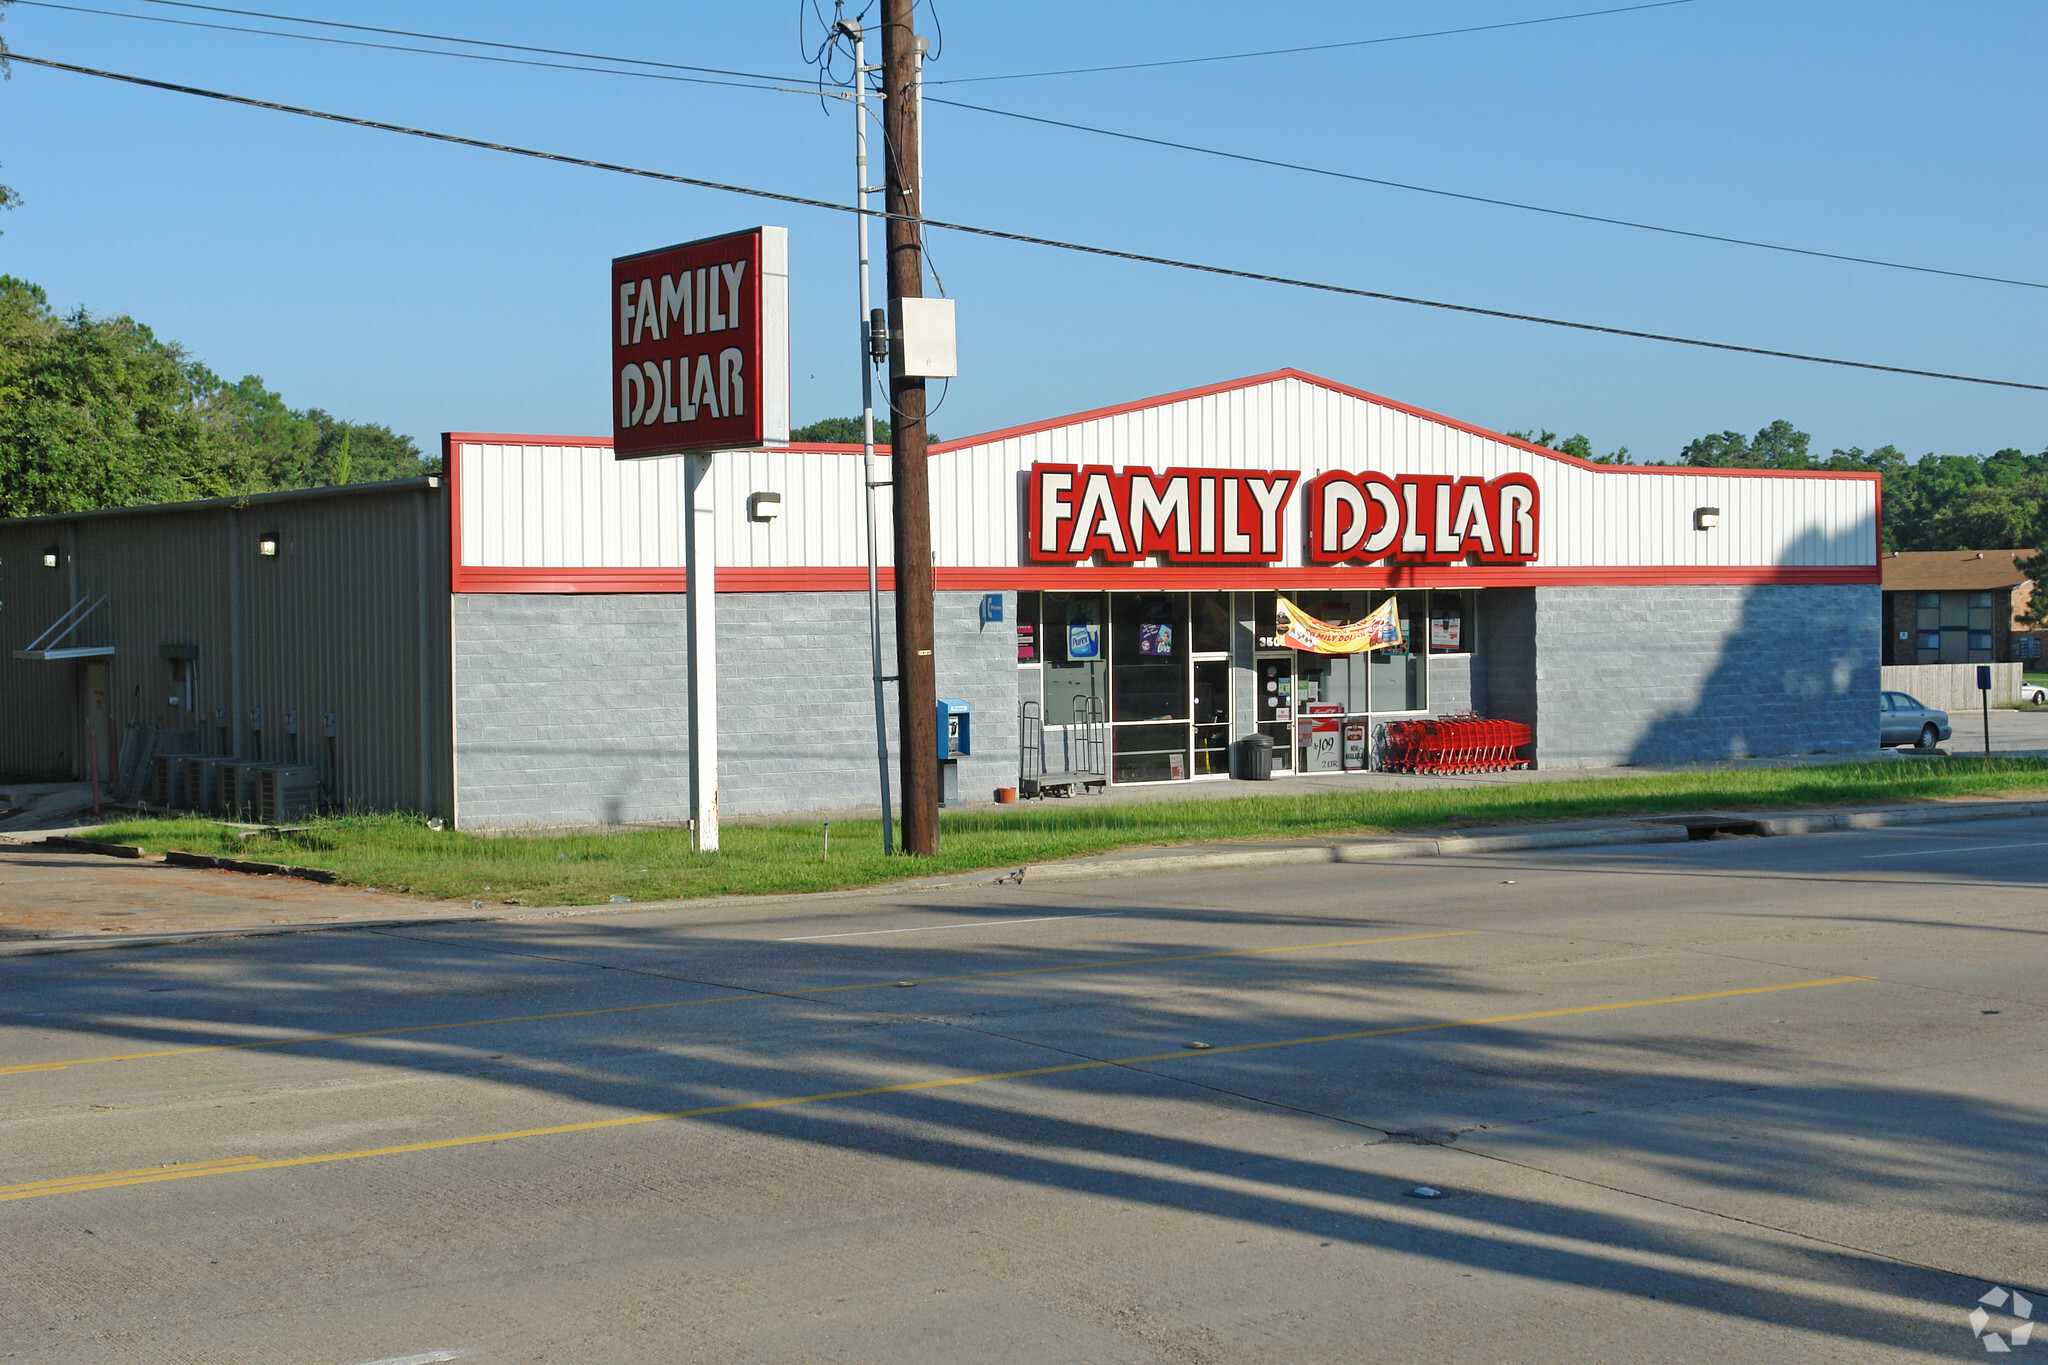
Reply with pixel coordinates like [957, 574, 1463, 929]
[4, 0, 2044, 463]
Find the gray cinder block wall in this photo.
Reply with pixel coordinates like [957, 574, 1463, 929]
[452, 589, 1016, 826]
[1529, 584, 1878, 767]
[1425, 655, 1475, 715]
[1480, 587, 1538, 735]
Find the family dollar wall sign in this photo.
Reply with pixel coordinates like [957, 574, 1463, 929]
[612, 227, 791, 457]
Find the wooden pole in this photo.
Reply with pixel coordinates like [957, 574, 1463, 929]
[882, 0, 938, 855]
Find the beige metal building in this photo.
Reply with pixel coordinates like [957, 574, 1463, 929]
[0, 478, 451, 814]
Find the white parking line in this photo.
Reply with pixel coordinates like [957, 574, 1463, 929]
[780, 912, 1121, 942]
[1860, 839, 2048, 860]
[348, 1351, 473, 1365]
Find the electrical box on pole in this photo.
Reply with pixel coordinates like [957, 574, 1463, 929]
[882, 0, 940, 856]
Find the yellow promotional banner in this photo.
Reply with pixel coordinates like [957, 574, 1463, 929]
[1277, 596, 1404, 655]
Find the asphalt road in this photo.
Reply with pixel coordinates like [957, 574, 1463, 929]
[3, 817, 2044, 1363]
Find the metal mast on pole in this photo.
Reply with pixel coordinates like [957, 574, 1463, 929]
[841, 18, 895, 855]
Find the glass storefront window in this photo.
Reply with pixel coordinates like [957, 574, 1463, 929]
[1016, 590, 1041, 663]
[1112, 722, 1189, 783]
[1427, 594, 1467, 653]
[1043, 591, 1107, 727]
[1110, 592, 1189, 722]
[1192, 592, 1232, 653]
[1363, 592, 1426, 713]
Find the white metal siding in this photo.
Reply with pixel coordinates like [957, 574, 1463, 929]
[453, 375, 1876, 573]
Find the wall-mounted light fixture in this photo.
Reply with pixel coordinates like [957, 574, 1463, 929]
[258, 531, 281, 557]
[1694, 507, 1720, 530]
[42, 546, 60, 569]
[748, 492, 783, 521]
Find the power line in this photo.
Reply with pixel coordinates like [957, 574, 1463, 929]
[922, 0, 1703, 85]
[124, 0, 810, 86]
[14, 0, 810, 93]
[25, 0, 2043, 295]
[10, 51, 2045, 395]
[926, 95, 2048, 293]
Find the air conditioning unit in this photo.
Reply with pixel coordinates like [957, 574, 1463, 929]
[148, 753, 196, 808]
[256, 764, 318, 825]
[181, 757, 221, 815]
[218, 763, 252, 819]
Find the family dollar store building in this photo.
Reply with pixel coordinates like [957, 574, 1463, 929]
[442, 368, 1880, 825]
[0, 368, 1882, 828]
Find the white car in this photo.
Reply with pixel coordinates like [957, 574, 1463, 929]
[2023, 681, 2048, 706]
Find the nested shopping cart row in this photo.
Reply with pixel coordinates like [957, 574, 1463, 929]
[1380, 714, 1532, 774]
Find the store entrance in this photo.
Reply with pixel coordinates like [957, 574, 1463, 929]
[1254, 652, 1297, 773]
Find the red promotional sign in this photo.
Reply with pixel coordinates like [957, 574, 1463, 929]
[612, 226, 789, 458]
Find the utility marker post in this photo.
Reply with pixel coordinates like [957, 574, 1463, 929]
[684, 451, 719, 851]
[1979, 663, 1992, 757]
[882, 0, 939, 856]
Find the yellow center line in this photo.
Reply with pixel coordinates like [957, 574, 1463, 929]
[0, 1155, 262, 1195]
[1, 974, 1870, 1205]
[0, 930, 1479, 1077]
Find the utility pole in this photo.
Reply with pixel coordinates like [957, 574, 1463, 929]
[837, 16, 894, 856]
[882, 0, 938, 855]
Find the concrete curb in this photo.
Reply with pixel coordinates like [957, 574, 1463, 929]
[1747, 799, 2048, 836]
[3, 798, 2039, 959]
[1020, 823, 1691, 884]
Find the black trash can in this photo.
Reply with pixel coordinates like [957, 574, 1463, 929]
[1234, 733, 1274, 781]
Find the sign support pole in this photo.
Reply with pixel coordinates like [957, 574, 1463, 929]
[685, 452, 719, 851]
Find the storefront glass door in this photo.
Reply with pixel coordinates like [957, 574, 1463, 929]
[1109, 592, 1190, 782]
[1255, 652, 1296, 773]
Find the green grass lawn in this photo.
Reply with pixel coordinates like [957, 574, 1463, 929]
[80, 756, 2048, 907]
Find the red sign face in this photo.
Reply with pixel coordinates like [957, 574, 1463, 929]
[1027, 463, 1300, 564]
[1024, 462, 1540, 565]
[612, 227, 788, 457]
[1305, 470, 1539, 564]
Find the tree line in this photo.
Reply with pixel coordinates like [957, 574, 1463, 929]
[1513, 419, 2048, 553]
[0, 276, 431, 520]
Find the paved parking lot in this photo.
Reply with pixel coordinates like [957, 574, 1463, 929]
[2, 815, 2042, 1362]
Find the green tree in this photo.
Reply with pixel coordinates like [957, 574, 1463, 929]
[2022, 546, 2048, 630]
[790, 415, 942, 445]
[0, 276, 429, 518]
[0, 279, 244, 517]
[1678, 419, 1811, 469]
[1506, 427, 1630, 464]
